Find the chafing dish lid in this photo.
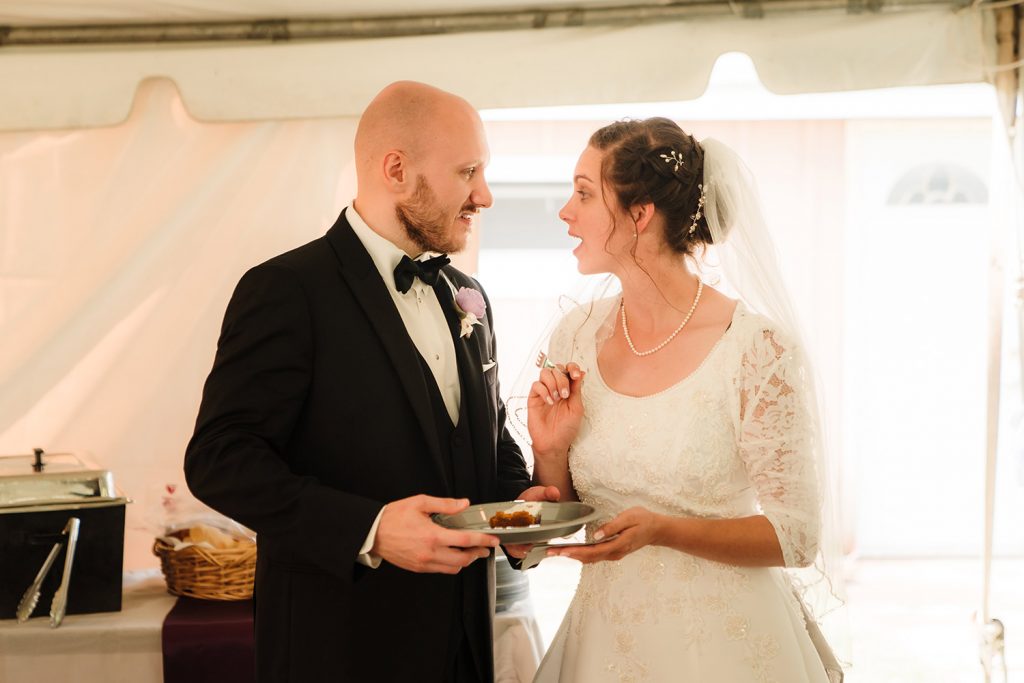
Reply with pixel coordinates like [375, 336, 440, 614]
[0, 452, 85, 477]
[0, 453, 126, 509]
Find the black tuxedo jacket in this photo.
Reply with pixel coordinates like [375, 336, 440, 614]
[184, 210, 532, 682]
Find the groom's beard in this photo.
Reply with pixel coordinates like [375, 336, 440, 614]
[396, 175, 475, 254]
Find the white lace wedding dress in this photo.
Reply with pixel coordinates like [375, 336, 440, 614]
[534, 298, 828, 683]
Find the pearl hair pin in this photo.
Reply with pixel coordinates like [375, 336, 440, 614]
[659, 150, 685, 173]
[689, 184, 706, 235]
[620, 280, 703, 357]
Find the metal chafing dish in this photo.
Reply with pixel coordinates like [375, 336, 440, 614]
[0, 450, 130, 621]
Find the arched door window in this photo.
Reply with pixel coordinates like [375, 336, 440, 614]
[886, 163, 988, 205]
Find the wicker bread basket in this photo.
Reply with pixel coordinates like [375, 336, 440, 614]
[152, 530, 256, 601]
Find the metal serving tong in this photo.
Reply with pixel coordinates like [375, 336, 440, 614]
[15, 516, 81, 627]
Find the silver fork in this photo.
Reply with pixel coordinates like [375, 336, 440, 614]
[536, 351, 573, 378]
[535, 350, 558, 371]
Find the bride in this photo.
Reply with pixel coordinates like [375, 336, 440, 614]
[523, 117, 835, 682]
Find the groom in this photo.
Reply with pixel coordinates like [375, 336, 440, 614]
[184, 81, 550, 682]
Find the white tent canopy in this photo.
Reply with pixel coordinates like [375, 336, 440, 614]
[0, 1, 1001, 131]
[1, 4, 1020, 678]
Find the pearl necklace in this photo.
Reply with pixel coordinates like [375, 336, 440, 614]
[620, 280, 704, 357]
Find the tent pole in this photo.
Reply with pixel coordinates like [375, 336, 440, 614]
[0, 0, 973, 47]
[979, 9, 1019, 682]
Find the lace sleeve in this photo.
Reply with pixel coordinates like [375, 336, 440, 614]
[736, 327, 821, 568]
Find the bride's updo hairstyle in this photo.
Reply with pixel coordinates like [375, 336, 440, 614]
[589, 117, 714, 256]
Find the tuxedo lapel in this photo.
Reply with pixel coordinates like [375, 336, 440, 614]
[324, 212, 451, 492]
[435, 274, 497, 500]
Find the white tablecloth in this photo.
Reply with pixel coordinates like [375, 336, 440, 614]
[494, 601, 544, 683]
[0, 572, 172, 683]
[0, 572, 542, 683]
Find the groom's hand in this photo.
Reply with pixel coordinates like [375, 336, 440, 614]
[372, 494, 499, 574]
[517, 485, 560, 504]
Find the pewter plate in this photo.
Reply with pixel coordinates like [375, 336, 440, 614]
[433, 501, 599, 544]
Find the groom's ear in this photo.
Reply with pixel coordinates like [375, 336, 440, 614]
[382, 150, 408, 192]
[631, 202, 655, 234]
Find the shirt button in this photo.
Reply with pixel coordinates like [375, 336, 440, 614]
[434, 354, 440, 360]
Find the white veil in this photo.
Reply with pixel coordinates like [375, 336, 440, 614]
[701, 138, 847, 630]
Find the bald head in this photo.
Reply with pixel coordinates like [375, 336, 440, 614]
[355, 81, 480, 181]
[351, 81, 493, 256]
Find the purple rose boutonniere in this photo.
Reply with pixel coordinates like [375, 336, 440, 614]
[454, 286, 486, 339]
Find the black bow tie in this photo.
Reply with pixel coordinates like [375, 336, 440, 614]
[393, 253, 450, 294]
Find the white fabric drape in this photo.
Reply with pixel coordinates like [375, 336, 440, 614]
[0, 78, 361, 568]
[0, 8, 994, 131]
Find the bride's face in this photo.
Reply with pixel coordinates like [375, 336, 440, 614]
[559, 146, 632, 275]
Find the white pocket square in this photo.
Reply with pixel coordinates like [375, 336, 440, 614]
[482, 361, 497, 372]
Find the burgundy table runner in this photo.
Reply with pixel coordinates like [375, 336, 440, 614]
[161, 597, 256, 683]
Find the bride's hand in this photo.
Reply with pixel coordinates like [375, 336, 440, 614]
[527, 361, 585, 459]
[545, 507, 664, 564]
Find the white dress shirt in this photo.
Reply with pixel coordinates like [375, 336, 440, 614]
[347, 204, 462, 568]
